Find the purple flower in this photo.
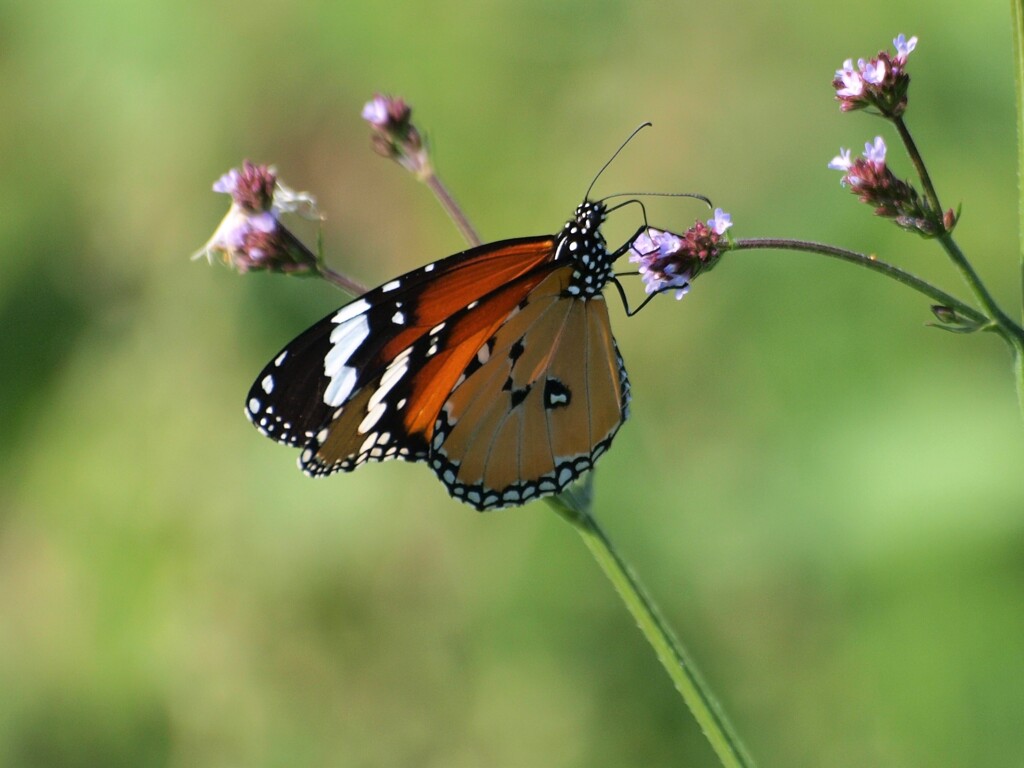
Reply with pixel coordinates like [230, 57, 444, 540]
[195, 161, 321, 274]
[828, 138, 944, 235]
[828, 147, 853, 174]
[860, 58, 886, 86]
[212, 160, 276, 213]
[626, 212, 732, 300]
[832, 34, 917, 117]
[893, 34, 917, 60]
[361, 93, 428, 175]
[834, 60, 864, 98]
[361, 95, 391, 128]
[708, 208, 732, 235]
[863, 136, 887, 165]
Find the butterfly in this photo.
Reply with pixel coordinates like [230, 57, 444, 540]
[244, 197, 654, 511]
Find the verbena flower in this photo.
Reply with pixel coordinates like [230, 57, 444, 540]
[832, 34, 917, 117]
[195, 161, 320, 274]
[627, 209, 731, 299]
[362, 94, 430, 177]
[828, 137, 943, 235]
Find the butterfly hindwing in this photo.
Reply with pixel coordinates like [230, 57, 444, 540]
[429, 267, 630, 509]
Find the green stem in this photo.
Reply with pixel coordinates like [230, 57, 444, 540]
[732, 238, 988, 325]
[1012, 0, 1024, 323]
[893, 100, 1024, 417]
[892, 116, 944, 218]
[890, 115, 1024, 340]
[1015, 344, 1024, 423]
[936, 233, 1024, 337]
[548, 487, 756, 768]
[1011, 0, 1024, 417]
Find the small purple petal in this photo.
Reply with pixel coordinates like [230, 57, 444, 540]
[361, 96, 389, 127]
[836, 74, 863, 97]
[249, 211, 278, 234]
[860, 58, 886, 85]
[213, 169, 240, 195]
[828, 147, 853, 172]
[894, 34, 918, 58]
[708, 208, 732, 235]
[629, 230, 656, 258]
[221, 219, 250, 249]
[653, 231, 683, 257]
[863, 136, 887, 165]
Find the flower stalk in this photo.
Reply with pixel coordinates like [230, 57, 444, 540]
[547, 481, 755, 768]
[830, 32, 1024, 417]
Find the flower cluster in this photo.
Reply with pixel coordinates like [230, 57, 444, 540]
[833, 34, 917, 117]
[194, 161, 321, 274]
[627, 209, 732, 299]
[828, 137, 949, 235]
[362, 94, 430, 177]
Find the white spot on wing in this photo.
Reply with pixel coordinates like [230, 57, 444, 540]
[359, 432, 378, 454]
[324, 367, 358, 407]
[391, 310, 405, 325]
[274, 351, 288, 367]
[381, 279, 401, 292]
[369, 357, 409, 410]
[324, 312, 371, 406]
[261, 374, 274, 394]
[358, 401, 386, 434]
[332, 298, 371, 325]
[248, 397, 261, 413]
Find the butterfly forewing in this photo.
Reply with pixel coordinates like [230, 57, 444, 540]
[301, 265, 557, 475]
[246, 236, 560, 471]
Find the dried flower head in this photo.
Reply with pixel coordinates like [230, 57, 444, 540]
[195, 161, 321, 274]
[833, 34, 917, 118]
[627, 209, 731, 299]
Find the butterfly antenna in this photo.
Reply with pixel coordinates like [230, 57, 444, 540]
[584, 122, 653, 201]
[602, 191, 714, 209]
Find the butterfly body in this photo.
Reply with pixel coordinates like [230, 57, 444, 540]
[246, 200, 632, 510]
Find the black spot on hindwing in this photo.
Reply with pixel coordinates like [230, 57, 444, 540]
[543, 378, 571, 410]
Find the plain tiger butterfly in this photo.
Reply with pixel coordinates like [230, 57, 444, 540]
[245, 198, 648, 510]
[243, 131, 685, 510]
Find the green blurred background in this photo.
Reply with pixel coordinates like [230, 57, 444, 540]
[2, 1, 1022, 766]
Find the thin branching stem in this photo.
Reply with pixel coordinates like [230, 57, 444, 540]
[731, 238, 988, 324]
[892, 116, 943, 217]
[318, 264, 368, 296]
[424, 171, 482, 247]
